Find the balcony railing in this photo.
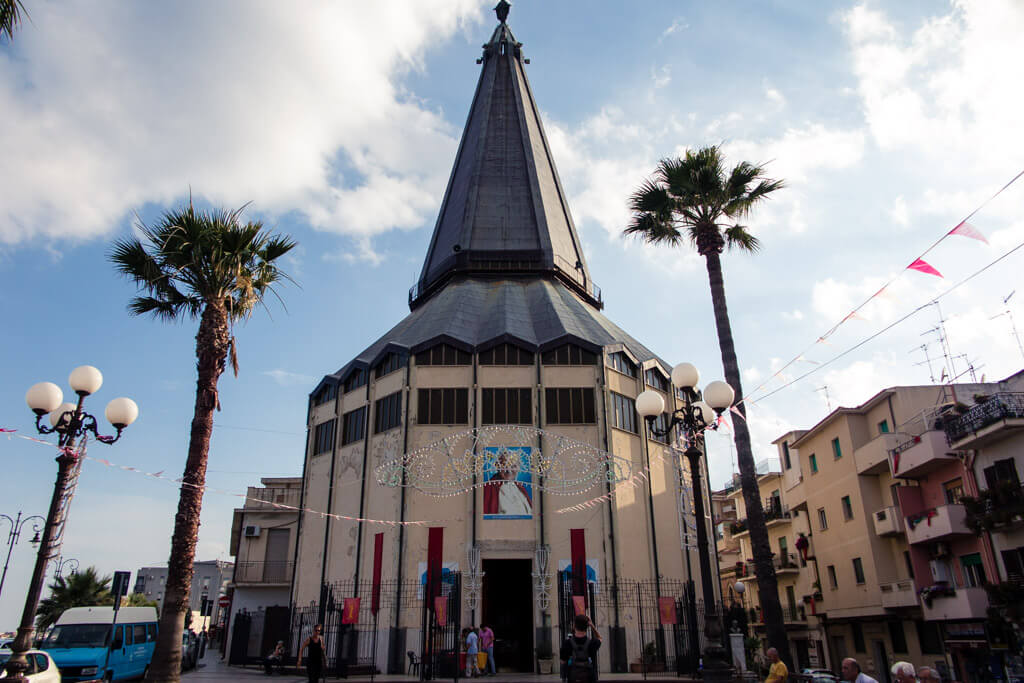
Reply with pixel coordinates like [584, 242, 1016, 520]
[920, 584, 989, 621]
[245, 487, 302, 510]
[944, 392, 1024, 445]
[873, 506, 904, 536]
[783, 605, 806, 622]
[774, 553, 800, 573]
[961, 481, 1024, 533]
[906, 504, 970, 544]
[234, 561, 294, 584]
[879, 580, 917, 609]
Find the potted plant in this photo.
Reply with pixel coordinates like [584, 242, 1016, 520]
[536, 638, 554, 674]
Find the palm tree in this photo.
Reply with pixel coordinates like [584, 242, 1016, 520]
[624, 145, 790, 661]
[110, 202, 296, 682]
[36, 567, 112, 630]
[0, 0, 27, 42]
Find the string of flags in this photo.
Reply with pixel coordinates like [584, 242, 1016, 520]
[1, 428, 448, 528]
[742, 167, 1024, 406]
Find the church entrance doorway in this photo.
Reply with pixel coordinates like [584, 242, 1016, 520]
[481, 559, 534, 672]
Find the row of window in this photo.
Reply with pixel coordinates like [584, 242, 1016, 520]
[834, 620, 942, 658]
[315, 383, 705, 454]
[330, 345, 677, 405]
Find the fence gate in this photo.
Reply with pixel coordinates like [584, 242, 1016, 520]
[421, 572, 461, 681]
[229, 611, 251, 666]
[556, 571, 598, 649]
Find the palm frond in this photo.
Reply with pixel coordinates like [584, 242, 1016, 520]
[0, 0, 27, 43]
[724, 225, 761, 253]
[127, 296, 186, 321]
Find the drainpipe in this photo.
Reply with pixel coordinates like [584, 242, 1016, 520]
[471, 353, 479, 627]
[598, 363, 624, 672]
[319, 396, 342, 590]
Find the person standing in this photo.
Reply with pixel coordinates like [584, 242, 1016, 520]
[479, 624, 496, 676]
[841, 658, 879, 683]
[465, 627, 481, 677]
[298, 624, 327, 683]
[765, 648, 788, 683]
[891, 662, 917, 683]
[560, 614, 601, 683]
[918, 667, 940, 683]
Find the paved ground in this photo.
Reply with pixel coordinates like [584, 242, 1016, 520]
[185, 651, 704, 683]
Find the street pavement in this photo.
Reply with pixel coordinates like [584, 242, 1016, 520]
[185, 653, 701, 683]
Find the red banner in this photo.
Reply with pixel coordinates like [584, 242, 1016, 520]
[371, 532, 384, 615]
[658, 597, 678, 625]
[435, 597, 448, 626]
[570, 528, 586, 602]
[427, 527, 443, 602]
[342, 597, 361, 624]
[572, 595, 586, 616]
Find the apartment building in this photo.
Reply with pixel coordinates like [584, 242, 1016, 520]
[133, 559, 233, 629]
[721, 455, 828, 671]
[223, 477, 302, 659]
[713, 484, 742, 602]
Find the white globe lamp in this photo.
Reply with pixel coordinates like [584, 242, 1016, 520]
[26, 382, 64, 415]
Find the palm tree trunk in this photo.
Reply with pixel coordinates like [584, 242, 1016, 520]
[703, 251, 790, 664]
[148, 303, 230, 682]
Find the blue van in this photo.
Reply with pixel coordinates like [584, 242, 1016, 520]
[43, 606, 158, 681]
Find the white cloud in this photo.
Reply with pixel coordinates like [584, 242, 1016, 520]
[781, 309, 804, 321]
[661, 18, 688, 39]
[890, 195, 910, 227]
[652, 64, 672, 89]
[0, 1, 487, 245]
[263, 369, 317, 387]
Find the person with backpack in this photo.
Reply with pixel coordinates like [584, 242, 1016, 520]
[560, 613, 602, 683]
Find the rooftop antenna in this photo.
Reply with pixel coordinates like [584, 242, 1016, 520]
[990, 290, 1024, 362]
[910, 343, 938, 383]
[815, 385, 832, 412]
[950, 354, 979, 383]
[922, 301, 957, 385]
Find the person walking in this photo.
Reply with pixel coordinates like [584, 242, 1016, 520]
[841, 658, 879, 683]
[465, 627, 481, 677]
[917, 667, 940, 683]
[560, 614, 601, 683]
[298, 624, 327, 683]
[764, 648, 788, 683]
[479, 624, 496, 675]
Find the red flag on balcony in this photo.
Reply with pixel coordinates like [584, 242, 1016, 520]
[427, 527, 443, 602]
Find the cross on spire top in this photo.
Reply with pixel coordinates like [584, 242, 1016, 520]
[494, 0, 510, 24]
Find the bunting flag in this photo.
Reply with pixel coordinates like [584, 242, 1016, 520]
[729, 405, 746, 421]
[842, 311, 867, 323]
[907, 258, 943, 278]
[948, 221, 988, 244]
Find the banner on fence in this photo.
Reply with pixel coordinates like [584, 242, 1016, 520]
[342, 597, 361, 624]
[572, 595, 586, 616]
[435, 596, 448, 626]
[658, 597, 678, 625]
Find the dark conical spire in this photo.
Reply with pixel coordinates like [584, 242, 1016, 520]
[410, 11, 600, 310]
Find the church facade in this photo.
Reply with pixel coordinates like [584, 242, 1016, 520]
[291, 10, 716, 675]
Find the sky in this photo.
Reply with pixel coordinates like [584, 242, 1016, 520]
[2, 0, 1023, 628]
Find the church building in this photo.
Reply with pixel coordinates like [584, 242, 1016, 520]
[292, 6, 716, 675]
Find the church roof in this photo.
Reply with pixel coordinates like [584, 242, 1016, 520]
[328, 277, 666, 386]
[411, 10, 598, 309]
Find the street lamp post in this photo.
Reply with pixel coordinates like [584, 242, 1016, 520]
[0, 512, 45, 599]
[53, 555, 80, 580]
[4, 366, 138, 682]
[636, 362, 735, 683]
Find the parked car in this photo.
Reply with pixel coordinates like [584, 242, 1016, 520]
[802, 668, 839, 683]
[180, 631, 198, 672]
[0, 648, 62, 681]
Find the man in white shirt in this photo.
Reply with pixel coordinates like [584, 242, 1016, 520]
[841, 658, 879, 683]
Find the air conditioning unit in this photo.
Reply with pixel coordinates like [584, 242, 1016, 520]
[933, 542, 951, 557]
[244, 525, 261, 537]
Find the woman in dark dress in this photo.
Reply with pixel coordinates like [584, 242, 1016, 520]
[298, 624, 327, 683]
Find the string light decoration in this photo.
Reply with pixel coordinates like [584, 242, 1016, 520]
[374, 425, 632, 497]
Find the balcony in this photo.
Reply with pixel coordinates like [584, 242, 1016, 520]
[944, 392, 1024, 449]
[873, 506, 904, 536]
[245, 487, 302, 511]
[962, 482, 1024, 534]
[783, 605, 807, 624]
[775, 553, 801, 575]
[906, 504, 971, 545]
[889, 430, 957, 479]
[233, 560, 294, 585]
[921, 585, 989, 621]
[855, 433, 900, 475]
[880, 580, 918, 609]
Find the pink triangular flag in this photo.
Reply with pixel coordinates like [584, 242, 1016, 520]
[948, 221, 988, 244]
[730, 405, 746, 421]
[842, 311, 868, 323]
[907, 258, 943, 278]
